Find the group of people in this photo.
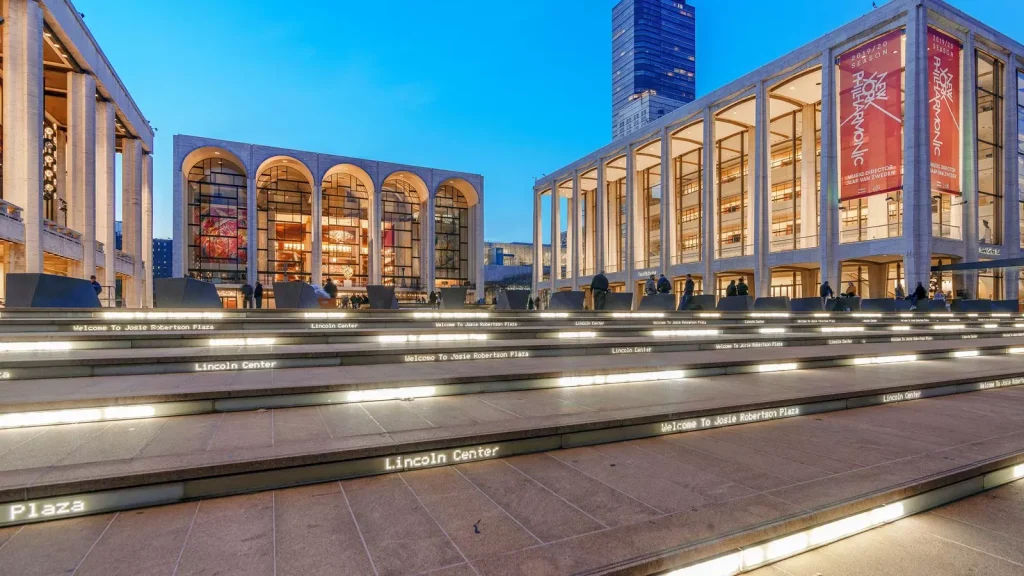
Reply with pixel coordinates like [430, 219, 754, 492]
[585, 270, 697, 310]
[239, 281, 264, 309]
[820, 280, 950, 311]
[722, 278, 750, 298]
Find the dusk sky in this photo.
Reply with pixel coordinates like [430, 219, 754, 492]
[73, 0, 1022, 243]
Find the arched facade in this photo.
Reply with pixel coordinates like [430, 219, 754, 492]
[434, 178, 477, 287]
[256, 159, 313, 283]
[380, 172, 427, 289]
[321, 165, 373, 288]
[184, 149, 248, 283]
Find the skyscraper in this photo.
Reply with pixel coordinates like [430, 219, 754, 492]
[611, 0, 696, 139]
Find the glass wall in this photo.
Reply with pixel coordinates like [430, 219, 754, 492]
[381, 178, 421, 289]
[1018, 70, 1024, 249]
[435, 184, 469, 287]
[606, 176, 626, 273]
[716, 132, 750, 258]
[321, 172, 369, 288]
[257, 166, 312, 283]
[638, 165, 661, 268]
[977, 51, 1003, 245]
[186, 158, 247, 283]
[675, 148, 702, 263]
[841, 264, 869, 299]
[769, 112, 802, 251]
[582, 185, 597, 276]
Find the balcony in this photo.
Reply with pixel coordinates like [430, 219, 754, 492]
[0, 199, 23, 223]
[43, 219, 83, 245]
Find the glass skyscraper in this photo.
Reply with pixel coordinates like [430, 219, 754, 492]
[612, 0, 696, 139]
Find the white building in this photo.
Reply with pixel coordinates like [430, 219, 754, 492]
[534, 0, 1024, 304]
[172, 135, 485, 307]
[1, 0, 154, 306]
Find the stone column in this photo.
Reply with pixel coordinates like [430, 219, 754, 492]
[595, 159, 607, 273]
[1001, 52, 1020, 300]
[660, 127, 676, 272]
[532, 189, 543, 292]
[962, 33, 980, 294]
[122, 138, 143, 307]
[903, 9, 933, 291]
[2, 0, 45, 273]
[424, 192, 436, 292]
[800, 104, 818, 250]
[246, 175, 258, 285]
[753, 81, 770, 297]
[312, 182, 323, 286]
[570, 171, 580, 290]
[474, 192, 485, 301]
[369, 185, 382, 285]
[702, 109, 716, 291]
[819, 48, 840, 287]
[624, 144, 636, 290]
[95, 101, 116, 292]
[142, 153, 153, 307]
[549, 179, 560, 293]
[67, 71, 97, 279]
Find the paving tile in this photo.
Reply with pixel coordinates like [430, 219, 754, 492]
[455, 459, 605, 542]
[343, 473, 464, 576]
[0, 423, 111, 471]
[640, 436, 794, 493]
[174, 492, 275, 576]
[402, 397, 482, 427]
[271, 406, 331, 445]
[401, 466, 539, 560]
[274, 482, 376, 576]
[317, 403, 389, 438]
[360, 401, 436, 433]
[74, 502, 197, 576]
[662, 431, 831, 484]
[134, 413, 224, 458]
[0, 513, 115, 576]
[55, 417, 167, 466]
[205, 410, 273, 452]
[706, 425, 862, 474]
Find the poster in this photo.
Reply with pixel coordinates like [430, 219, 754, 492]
[928, 28, 962, 194]
[838, 29, 904, 200]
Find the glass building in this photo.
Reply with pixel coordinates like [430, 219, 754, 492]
[612, 0, 697, 139]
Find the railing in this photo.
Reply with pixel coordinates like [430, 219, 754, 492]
[95, 240, 105, 253]
[932, 222, 961, 239]
[769, 234, 819, 252]
[839, 222, 902, 243]
[0, 199, 23, 223]
[43, 219, 83, 244]
[715, 243, 754, 259]
[115, 250, 135, 266]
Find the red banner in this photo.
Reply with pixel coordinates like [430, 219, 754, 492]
[928, 28, 962, 194]
[838, 29, 904, 201]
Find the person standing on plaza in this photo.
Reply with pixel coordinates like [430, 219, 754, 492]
[591, 270, 610, 310]
[726, 280, 738, 297]
[657, 274, 671, 294]
[240, 282, 253, 309]
[680, 274, 695, 310]
[820, 281, 834, 305]
[909, 281, 927, 310]
[254, 281, 263, 309]
[428, 291, 437, 308]
[644, 274, 657, 296]
[736, 278, 749, 296]
[324, 277, 338, 300]
[894, 283, 905, 300]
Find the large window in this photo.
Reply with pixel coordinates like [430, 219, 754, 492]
[257, 166, 312, 284]
[638, 165, 661, 268]
[717, 132, 750, 258]
[1017, 70, 1024, 249]
[381, 178, 421, 289]
[606, 176, 626, 273]
[321, 172, 369, 288]
[582, 185, 597, 276]
[187, 158, 247, 283]
[977, 51, 1003, 245]
[769, 112, 802, 251]
[675, 148, 702, 263]
[435, 184, 469, 286]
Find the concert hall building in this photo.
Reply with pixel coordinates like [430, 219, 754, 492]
[532, 0, 1024, 305]
[172, 135, 485, 307]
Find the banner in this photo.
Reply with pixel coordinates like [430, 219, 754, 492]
[838, 29, 904, 201]
[928, 28, 962, 194]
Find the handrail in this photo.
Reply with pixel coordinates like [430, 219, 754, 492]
[0, 199, 23, 223]
[43, 219, 83, 243]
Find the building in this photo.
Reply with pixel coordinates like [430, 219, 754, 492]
[114, 221, 122, 250]
[0, 0, 153, 306]
[172, 135, 485, 307]
[534, 0, 1024, 305]
[152, 238, 172, 279]
[612, 0, 697, 139]
[485, 241, 550, 267]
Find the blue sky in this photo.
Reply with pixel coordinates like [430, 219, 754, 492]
[73, 0, 1022, 243]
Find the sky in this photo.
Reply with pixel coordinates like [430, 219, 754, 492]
[72, 0, 1023, 244]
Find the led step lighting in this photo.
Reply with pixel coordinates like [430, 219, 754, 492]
[611, 312, 665, 318]
[651, 330, 721, 337]
[820, 326, 865, 333]
[538, 312, 569, 319]
[889, 326, 911, 331]
[932, 324, 966, 330]
[303, 312, 348, 319]
[557, 369, 685, 388]
[411, 312, 490, 319]
[853, 354, 918, 365]
[696, 312, 721, 318]
[748, 312, 789, 318]
[983, 324, 999, 328]
[102, 312, 224, 320]
[345, 386, 436, 403]
[0, 405, 156, 429]
[758, 363, 798, 373]
[208, 338, 276, 347]
[952, 350, 979, 358]
[758, 328, 786, 334]
[0, 342, 73, 352]
[555, 332, 598, 338]
[378, 334, 488, 343]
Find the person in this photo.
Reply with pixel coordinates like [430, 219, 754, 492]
[680, 274, 695, 310]
[726, 280, 738, 297]
[943, 290, 953, 312]
[894, 283, 905, 300]
[591, 270, 610, 310]
[981, 220, 992, 244]
[254, 281, 264, 309]
[910, 281, 927, 310]
[736, 278, 749, 296]
[240, 282, 253, 309]
[324, 277, 338, 300]
[845, 282, 857, 298]
[313, 283, 330, 300]
[428, 291, 437, 308]
[527, 296, 535, 310]
[89, 275, 102, 297]
[657, 274, 671, 294]
[820, 281, 834, 303]
[340, 295, 350, 309]
[534, 296, 542, 311]
[644, 274, 657, 296]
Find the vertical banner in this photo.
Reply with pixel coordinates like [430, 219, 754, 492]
[838, 29, 905, 201]
[928, 28, 962, 194]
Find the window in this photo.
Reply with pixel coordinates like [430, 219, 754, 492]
[675, 147, 701, 263]
[257, 166, 312, 284]
[977, 51, 1003, 245]
[1017, 70, 1024, 249]
[187, 158, 247, 283]
[638, 164, 661, 268]
[435, 184, 469, 286]
[381, 178, 421, 289]
[768, 111, 802, 251]
[321, 172, 369, 288]
[607, 176, 626, 273]
[717, 132, 749, 258]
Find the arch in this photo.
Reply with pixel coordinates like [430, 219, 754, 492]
[321, 164, 373, 289]
[435, 177, 479, 208]
[256, 157, 314, 284]
[380, 171, 428, 289]
[434, 179, 472, 286]
[183, 148, 248, 283]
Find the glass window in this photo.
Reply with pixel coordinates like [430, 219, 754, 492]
[977, 51, 1002, 244]
[606, 175, 626, 273]
[257, 166, 312, 284]
[321, 172, 369, 289]
[768, 111, 802, 252]
[435, 184, 469, 286]
[674, 147, 702, 263]
[716, 132, 749, 258]
[638, 164, 661, 268]
[1017, 70, 1024, 249]
[187, 158, 247, 283]
[381, 178, 421, 289]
